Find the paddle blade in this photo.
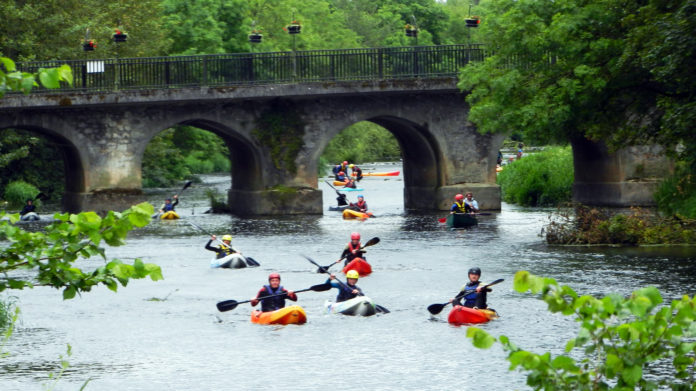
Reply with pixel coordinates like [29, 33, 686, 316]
[364, 237, 380, 247]
[182, 180, 193, 191]
[245, 257, 260, 267]
[310, 283, 332, 292]
[427, 302, 448, 315]
[216, 300, 239, 312]
[438, 217, 447, 223]
[375, 304, 390, 314]
[34, 192, 48, 201]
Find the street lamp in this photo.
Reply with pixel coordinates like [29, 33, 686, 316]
[286, 12, 301, 79]
[112, 23, 127, 91]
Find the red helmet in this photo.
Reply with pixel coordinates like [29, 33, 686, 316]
[338, 171, 345, 175]
[455, 194, 464, 201]
[343, 161, 348, 166]
[351, 232, 360, 240]
[268, 273, 281, 281]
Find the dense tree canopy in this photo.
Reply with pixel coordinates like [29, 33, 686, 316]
[459, 0, 696, 167]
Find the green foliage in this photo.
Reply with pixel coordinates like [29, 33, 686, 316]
[2, 180, 39, 208]
[0, 129, 66, 203]
[496, 146, 573, 206]
[460, 0, 696, 168]
[142, 126, 230, 188]
[468, 271, 696, 390]
[0, 202, 162, 297]
[162, 0, 249, 55]
[0, 57, 71, 96]
[321, 121, 401, 164]
[655, 163, 696, 219]
[0, 297, 15, 330]
[0, 1, 170, 60]
[545, 205, 696, 245]
[252, 101, 305, 174]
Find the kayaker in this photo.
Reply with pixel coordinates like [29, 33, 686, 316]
[464, 192, 480, 213]
[343, 177, 357, 189]
[450, 194, 472, 214]
[326, 271, 363, 302]
[336, 171, 347, 182]
[340, 232, 367, 265]
[334, 161, 349, 180]
[250, 273, 297, 312]
[449, 267, 491, 309]
[349, 164, 363, 181]
[348, 195, 368, 212]
[159, 195, 179, 214]
[19, 199, 36, 216]
[517, 142, 524, 159]
[205, 234, 239, 259]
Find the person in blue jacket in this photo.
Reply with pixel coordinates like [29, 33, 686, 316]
[326, 271, 362, 303]
[20, 199, 36, 216]
[250, 273, 297, 312]
[159, 194, 179, 214]
[449, 267, 490, 309]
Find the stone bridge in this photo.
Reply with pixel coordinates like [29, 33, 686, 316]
[0, 46, 670, 215]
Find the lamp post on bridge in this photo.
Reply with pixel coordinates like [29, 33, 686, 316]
[285, 12, 301, 80]
[112, 22, 128, 91]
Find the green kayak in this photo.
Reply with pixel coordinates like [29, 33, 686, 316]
[446, 213, 478, 228]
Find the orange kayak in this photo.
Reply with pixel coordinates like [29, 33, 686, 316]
[342, 209, 372, 220]
[342, 258, 372, 277]
[250, 305, 307, 325]
[333, 180, 349, 186]
[447, 306, 498, 325]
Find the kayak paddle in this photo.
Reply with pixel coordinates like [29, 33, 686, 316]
[303, 255, 390, 314]
[216, 283, 331, 312]
[427, 278, 504, 315]
[187, 221, 260, 267]
[316, 236, 380, 272]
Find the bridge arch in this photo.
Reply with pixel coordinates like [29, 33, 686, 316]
[0, 124, 86, 212]
[137, 118, 265, 192]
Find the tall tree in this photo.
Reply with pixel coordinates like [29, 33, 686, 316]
[459, 0, 696, 167]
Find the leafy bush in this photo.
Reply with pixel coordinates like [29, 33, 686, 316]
[654, 163, 696, 219]
[544, 205, 696, 245]
[467, 271, 696, 391]
[322, 121, 401, 164]
[497, 146, 573, 206]
[2, 180, 40, 208]
[0, 298, 16, 330]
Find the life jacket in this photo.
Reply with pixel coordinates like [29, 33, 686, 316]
[355, 200, 366, 209]
[463, 281, 482, 307]
[336, 283, 362, 302]
[345, 241, 364, 262]
[163, 203, 175, 212]
[260, 285, 287, 312]
[453, 201, 467, 213]
[345, 179, 356, 188]
[216, 244, 235, 258]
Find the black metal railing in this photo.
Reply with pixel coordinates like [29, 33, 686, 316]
[16, 44, 486, 93]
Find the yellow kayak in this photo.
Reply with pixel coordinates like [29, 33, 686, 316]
[342, 209, 372, 220]
[250, 305, 307, 325]
[160, 211, 180, 220]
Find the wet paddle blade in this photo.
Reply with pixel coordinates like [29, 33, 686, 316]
[310, 283, 332, 292]
[427, 303, 448, 315]
[375, 304, 390, 314]
[216, 300, 239, 312]
[438, 217, 447, 223]
[34, 192, 49, 201]
[364, 237, 380, 247]
[245, 257, 260, 267]
[182, 181, 193, 191]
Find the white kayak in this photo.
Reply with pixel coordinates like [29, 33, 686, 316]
[210, 253, 247, 269]
[20, 212, 41, 222]
[324, 296, 376, 316]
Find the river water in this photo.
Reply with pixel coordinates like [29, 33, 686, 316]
[3, 163, 696, 390]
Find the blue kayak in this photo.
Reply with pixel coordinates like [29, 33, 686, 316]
[338, 188, 364, 192]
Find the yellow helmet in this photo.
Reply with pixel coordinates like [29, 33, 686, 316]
[222, 235, 232, 242]
[346, 270, 360, 279]
[349, 164, 355, 168]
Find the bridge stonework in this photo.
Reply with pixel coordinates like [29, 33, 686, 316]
[0, 79, 503, 215]
[0, 78, 668, 215]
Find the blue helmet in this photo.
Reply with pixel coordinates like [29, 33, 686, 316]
[357, 194, 364, 198]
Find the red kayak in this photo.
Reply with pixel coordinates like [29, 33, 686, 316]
[342, 258, 372, 277]
[447, 305, 498, 325]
